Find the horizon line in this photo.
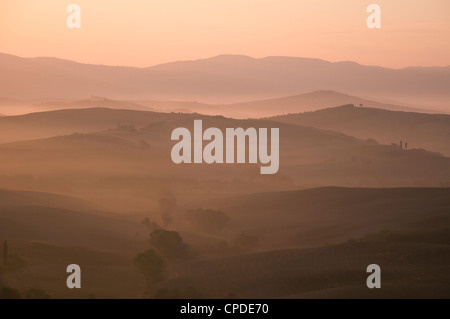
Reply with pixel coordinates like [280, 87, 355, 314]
[1, 51, 449, 70]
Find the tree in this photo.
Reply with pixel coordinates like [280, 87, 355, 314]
[186, 208, 230, 233]
[134, 249, 166, 291]
[0, 287, 22, 299]
[149, 229, 189, 262]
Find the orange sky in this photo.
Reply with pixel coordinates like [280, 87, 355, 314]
[0, 0, 449, 68]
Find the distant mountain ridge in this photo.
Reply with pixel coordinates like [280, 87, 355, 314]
[0, 52, 448, 110]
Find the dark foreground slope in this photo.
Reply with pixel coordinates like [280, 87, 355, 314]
[1, 187, 450, 298]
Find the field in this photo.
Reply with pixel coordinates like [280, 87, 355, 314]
[1, 186, 450, 298]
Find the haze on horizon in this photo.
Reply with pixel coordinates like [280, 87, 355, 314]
[2, 1, 450, 301]
[0, 0, 449, 69]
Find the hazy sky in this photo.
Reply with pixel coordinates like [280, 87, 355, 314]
[1, 0, 449, 68]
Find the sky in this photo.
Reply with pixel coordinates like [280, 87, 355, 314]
[0, 0, 449, 68]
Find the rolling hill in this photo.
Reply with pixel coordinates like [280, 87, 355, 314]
[0, 90, 432, 120]
[194, 187, 450, 248]
[0, 108, 450, 212]
[0, 107, 189, 144]
[211, 90, 433, 118]
[0, 188, 147, 298]
[166, 187, 450, 298]
[168, 240, 450, 298]
[1, 186, 450, 298]
[0, 188, 144, 252]
[271, 104, 450, 157]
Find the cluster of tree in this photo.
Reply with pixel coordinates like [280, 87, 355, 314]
[186, 208, 230, 233]
[134, 228, 192, 297]
[134, 249, 167, 293]
[149, 229, 191, 262]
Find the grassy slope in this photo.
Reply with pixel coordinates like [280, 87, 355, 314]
[271, 105, 450, 156]
[1, 187, 450, 298]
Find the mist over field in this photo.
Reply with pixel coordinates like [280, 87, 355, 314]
[0, 52, 450, 299]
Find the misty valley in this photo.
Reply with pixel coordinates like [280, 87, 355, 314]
[0, 104, 449, 299]
[0, 53, 450, 300]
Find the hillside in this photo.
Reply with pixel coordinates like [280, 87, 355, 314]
[168, 187, 450, 298]
[215, 90, 430, 118]
[1, 108, 450, 211]
[1, 91, 433, 120]
[1, 187, 450, 298]
[36, 97, 156, 113]
[0, 107, 189, 144]
[271, 104, 450, 156]
[0, 188, 148, 298]
[0, 189, 144, 252]
[167, 240, 450, 298]
[194, 187, 450, 248]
